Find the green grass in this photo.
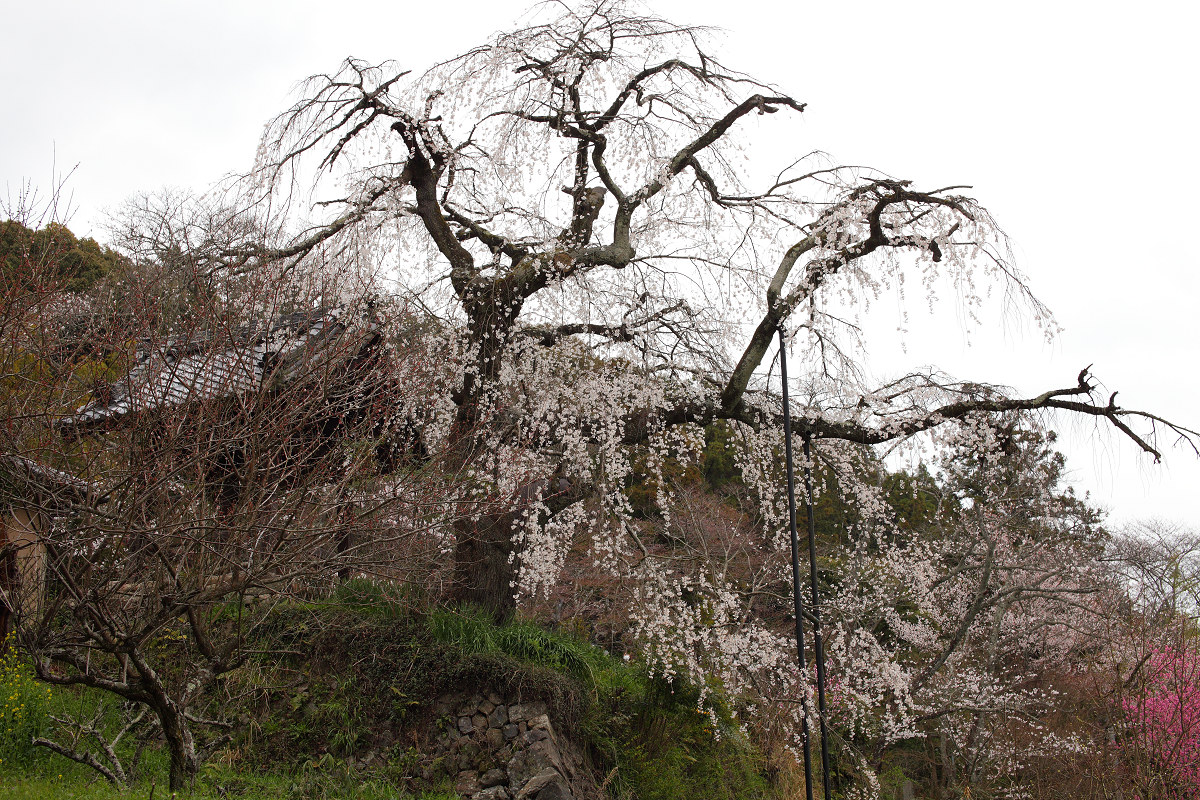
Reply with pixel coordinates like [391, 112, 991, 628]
[0, 645, 171, 789]
[0, 774, 129, 800]
[584, 675, 773, 800]
[427, 606, 636, 695]
[0, 771, 460, 800]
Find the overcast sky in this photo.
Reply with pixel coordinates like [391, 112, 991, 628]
[3, 0, 1197, 528]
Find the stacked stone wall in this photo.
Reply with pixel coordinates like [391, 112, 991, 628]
[423, 692, 598, 800]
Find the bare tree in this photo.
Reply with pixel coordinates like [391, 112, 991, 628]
[1107, 521, 1200, 627]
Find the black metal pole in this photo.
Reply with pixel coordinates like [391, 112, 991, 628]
[803, 434, 833, 799]
[777, 326, 815, 800]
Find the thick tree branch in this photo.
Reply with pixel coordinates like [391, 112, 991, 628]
[389, 119, 477, 296]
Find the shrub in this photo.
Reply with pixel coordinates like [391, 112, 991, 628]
[1123, 640, 1200, 799]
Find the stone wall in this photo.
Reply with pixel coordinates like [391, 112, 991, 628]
[423, 692, 599, 800]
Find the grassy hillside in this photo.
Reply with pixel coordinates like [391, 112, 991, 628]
[0, 584, 776, 800]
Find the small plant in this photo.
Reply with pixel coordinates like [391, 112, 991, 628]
[0, 646, 52, 768]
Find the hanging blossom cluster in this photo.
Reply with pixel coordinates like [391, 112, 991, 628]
[804, 183, 1049, 329]
[470, 336, 712, 591]
[381, 327, 804, 721]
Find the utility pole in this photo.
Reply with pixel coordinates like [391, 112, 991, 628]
[777, 326, 832, 798]
[777, 325, 815, 800]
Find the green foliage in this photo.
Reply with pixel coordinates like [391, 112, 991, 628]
[0, 660, 173, 790]
[0, 219, 123, 294]
[0, 767, 458, 800]
[585, 675, 773, 800]
[331, 577, 413, 619]
[622, 448, 701, 520]
[234, 600, 776, 800]
[882, 464, 948, 534]
[280, 755, 449, 800]
[702, 421, 743, 493]
[0, 774, 128, 800]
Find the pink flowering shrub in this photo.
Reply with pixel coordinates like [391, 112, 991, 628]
[1123, 640, 1200, 798]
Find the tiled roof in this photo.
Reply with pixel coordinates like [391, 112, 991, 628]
[0, 454, 93, 507]
[59, 307, 373, 432]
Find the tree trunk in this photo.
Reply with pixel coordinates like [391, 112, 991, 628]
[450, 511, 517, 622]
[448, 475, 560, 621]
[152, 697, 199, 791]
[939, 729, 955, 794]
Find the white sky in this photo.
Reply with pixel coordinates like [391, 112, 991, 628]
[2, 0, 1196, 528]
